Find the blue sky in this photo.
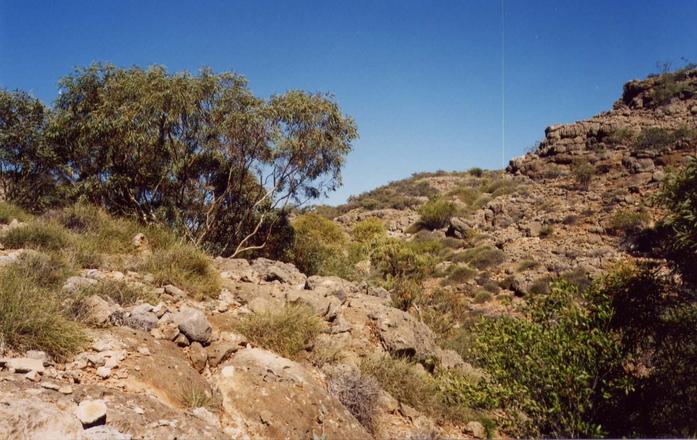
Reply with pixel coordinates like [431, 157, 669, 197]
[1, 0, 696, 205]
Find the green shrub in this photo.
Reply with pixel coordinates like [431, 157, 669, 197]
[373, 238, 430, 281]
[361, 355, 441, 415]
[461, 246, 505, 270]
[2, 222, 71, 251]
[657, 157, 697, 284]
[351, 218, 387, 243]
[467, 282, 631, 438]
[290, 213, 349, 277]
[418, 198, 456, 230]
[473, 291, 492, 304]
[0, 263, 86, 359]
[234, 304, 323, 358]
[443, 265, 477, 285]
[572, 160, 595, 190]
[609, 209, 650, 235]
[138, 243, 220, 299]
[606, 127, 637, 145]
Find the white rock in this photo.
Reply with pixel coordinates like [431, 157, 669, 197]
[96, 367, 112, 379]
[7, 357, 45, 373]
[77, 400, 107, 427]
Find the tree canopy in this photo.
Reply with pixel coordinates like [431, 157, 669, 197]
[0, 64, 357, 256]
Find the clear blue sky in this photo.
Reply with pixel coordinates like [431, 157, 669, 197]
[2, 1, 696, 205]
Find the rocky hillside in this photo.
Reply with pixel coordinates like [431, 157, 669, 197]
[326, 66, 696, 313]
[0, 67, 695, 440]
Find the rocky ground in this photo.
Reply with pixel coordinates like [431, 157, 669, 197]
[0, 253, 479, 439]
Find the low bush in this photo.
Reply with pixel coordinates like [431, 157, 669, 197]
[361, 355, 441, 414]
[289, 213, 349, 277]
[539, 224, 554, 238]
[0, 262, 86, 359]
[75, 279, 153, 306]
[461, 246, 505, 270]
[473, 291, 493, 304]
[572, 160, 595, 190]
[13, 252, 74, 288]
[418, 198, 456, 230]
[2, 221, 71, 251]
[329, 368, 381, 433]
[609, 209, 650, 235]
[443, 265, 476, 285]
[351, 218, 387, 243]
[179, 382, 214, 409]
[516, 259, 538, 271]
[234, 304, 324, 358]
[138, 244, 220, 299]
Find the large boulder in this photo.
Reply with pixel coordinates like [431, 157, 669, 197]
[215, 347, 371, 440]
[0, 395, 83, 439]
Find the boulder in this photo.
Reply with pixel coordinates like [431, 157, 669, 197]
[189, 342, 208, 372]
[214, 347, 371, 440]
[82, 295, 121, 327]
[0, 396, 83, 438]
[174, 306, 212, 344]
[6, 357, 44, 373]
[77, 399, 107, 428]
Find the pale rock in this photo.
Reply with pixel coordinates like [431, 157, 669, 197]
[7, 357, 45, 373]
[96, 366, 112, 379]
[164, 284, 186, 299]
[24, 370, 40, 382]
[82, 426, 132, 440]
[58, 385, 73, 394]
[40, 381, 60, 390]
[77, 399, 107, 427]
[466, 421, 487, 439]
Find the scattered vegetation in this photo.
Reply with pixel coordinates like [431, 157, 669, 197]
[234, 304, 324, 359]
[464, 282, 630, 438]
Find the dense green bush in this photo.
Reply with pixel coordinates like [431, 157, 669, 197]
[466, 282, 631, 438]
[657, 157, 697, 283]
[418, 198, 456, 230]
[289, 213, 349, 277]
